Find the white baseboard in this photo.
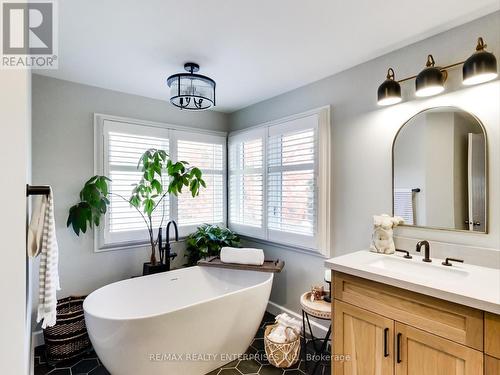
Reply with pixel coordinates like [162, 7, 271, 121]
[266, 301, 330, 338]
[32, 330, 44, 348]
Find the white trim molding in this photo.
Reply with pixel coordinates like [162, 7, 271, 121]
[93, 113, 227, 252]
[228, 106, 332, 256]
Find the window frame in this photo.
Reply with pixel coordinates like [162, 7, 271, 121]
[228, 127, 267, 239]
[228, 106, 331, 256]
[172, 129, 227, 237]
[93, 113, 227, 252]
[267, 118, 319, 249]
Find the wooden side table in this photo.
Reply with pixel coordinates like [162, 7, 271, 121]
[300, 291, 332, 374]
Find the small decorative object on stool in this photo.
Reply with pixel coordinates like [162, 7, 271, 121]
[311, 285, 324, 301]
[42, 296, 92, 364]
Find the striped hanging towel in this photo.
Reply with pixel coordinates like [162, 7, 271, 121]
[31, 189, 60, 328]
[394, 188, 415, 225]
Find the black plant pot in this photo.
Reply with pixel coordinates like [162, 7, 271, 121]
[143, 262, 169, 276]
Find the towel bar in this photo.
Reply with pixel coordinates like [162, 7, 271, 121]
[26, 184, 51, 196]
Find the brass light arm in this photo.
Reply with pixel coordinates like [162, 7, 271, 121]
[396, 60, 466, 83]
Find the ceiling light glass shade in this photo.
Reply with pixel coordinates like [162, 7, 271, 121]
[377, 68, 402, 106]
[167, 63, 216, 110]
[415, 55, 445, 97]
[463, 37, 498, 86]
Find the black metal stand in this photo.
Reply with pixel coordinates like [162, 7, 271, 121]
[302, 309, 332, 375]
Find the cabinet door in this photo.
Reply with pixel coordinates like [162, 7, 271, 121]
[485, 313, 500, 359]
[395, 322, 483, 375]
[333, 300, 394, 375]
[485, 355, 500, 375]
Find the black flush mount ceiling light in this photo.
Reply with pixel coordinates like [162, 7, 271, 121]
[463, 37, 498, 86]
[377, 36, 498, 106]
[377, 68, 402, 106]
[415, 55, 447, 97]
[167, 63, 216, 110]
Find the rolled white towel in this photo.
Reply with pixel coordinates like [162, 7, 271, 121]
[220, 247, 265, 266]
[268, 325, 287, 343]
[275, 313, 302, 333]
[268, 324, 299, 343]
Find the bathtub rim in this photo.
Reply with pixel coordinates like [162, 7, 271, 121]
[83, 266, 274, 322]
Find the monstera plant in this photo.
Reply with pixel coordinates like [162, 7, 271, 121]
[67, 148, 206, 265]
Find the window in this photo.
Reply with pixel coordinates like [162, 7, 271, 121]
[229, 129, 266, 238]
[175, 130, 225, 235]
[94, 115, 226, 251]
[228, 107, 331, 254]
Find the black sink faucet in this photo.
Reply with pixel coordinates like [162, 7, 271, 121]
[416, 240, 431, 263]
[158, 220, 178, 271]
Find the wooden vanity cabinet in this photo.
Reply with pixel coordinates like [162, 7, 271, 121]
[332, 271, 496, 375]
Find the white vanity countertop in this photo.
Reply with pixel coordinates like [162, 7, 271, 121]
[325, 250, 500, 314]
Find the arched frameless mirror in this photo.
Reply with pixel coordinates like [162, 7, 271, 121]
[392, 107, 487, 233]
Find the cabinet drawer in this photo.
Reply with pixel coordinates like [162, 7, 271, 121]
[485, 313, 500, 358]
[333, 272, 483, 350]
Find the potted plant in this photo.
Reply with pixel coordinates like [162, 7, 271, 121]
[185, 224, 240, 266]
[67, 148, 206, 274]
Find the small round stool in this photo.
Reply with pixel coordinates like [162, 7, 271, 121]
[300, 291, 332, 374]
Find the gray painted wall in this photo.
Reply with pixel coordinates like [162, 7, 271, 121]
[229, 12, 500, 318]
[31, 75, 230, 326]
[31, 12, 500, 334]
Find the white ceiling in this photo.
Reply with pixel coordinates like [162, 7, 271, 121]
[38, 0, 499, 112]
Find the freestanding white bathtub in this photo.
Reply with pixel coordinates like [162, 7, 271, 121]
[84, 266, 273, 375]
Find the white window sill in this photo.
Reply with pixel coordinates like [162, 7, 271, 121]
[95, 237, 188, 253]
[238, 235, 328, 258]
[94, 233, 327, 259]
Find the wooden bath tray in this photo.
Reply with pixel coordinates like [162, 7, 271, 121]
[197, 257, 285, 273]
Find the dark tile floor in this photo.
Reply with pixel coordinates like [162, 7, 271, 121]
[34, 312, 330, 375]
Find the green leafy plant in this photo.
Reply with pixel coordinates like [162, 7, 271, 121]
[67, 175, 111, 235]
[67, 148, 206, 265]
[185, 224, 240, 266]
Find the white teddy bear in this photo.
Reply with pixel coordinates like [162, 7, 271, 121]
[370, 214, 405, 254]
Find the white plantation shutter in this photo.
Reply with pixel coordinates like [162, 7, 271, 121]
[267, 116, 318, 248]
[228, 129, 266, 238]
[95, 116, 228, 251]
[228, 108, 330, 253]
[102, 120, 170, 245]
[174, 131, 226, 235]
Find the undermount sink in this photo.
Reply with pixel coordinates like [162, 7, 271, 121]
[368, 256, 469, 282]
[325, 250, 500, 314]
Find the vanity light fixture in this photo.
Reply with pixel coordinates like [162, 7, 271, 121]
[415, 55, 447, 97]
[167, 62, 216, 110]
[377, 36, 498, 105]
[377, 68, 402, 105]
[463, 37, 498, 85]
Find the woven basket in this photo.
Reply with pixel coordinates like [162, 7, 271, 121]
[43, 296, 91, 364]
[264, 324, 301, 368]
